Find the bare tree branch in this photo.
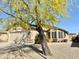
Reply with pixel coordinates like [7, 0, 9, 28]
[0, 9, 15, 17]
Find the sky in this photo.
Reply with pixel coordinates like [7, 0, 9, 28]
[56, 1, 79, 33]
[0, 0, 79, 33]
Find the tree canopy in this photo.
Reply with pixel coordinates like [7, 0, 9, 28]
[0, 0, 71, 30]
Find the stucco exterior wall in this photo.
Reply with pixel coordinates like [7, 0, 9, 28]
[0, 33, 8, 42]
[30, 30, 38, 43]
[0, 30, 38, 44]
[0, 28, 71, 43]
[8, 31, 22, 42]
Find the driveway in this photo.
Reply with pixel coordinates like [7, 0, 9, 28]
[0, 42, 79, 59]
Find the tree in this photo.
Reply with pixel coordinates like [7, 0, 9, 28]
[0, 0, 70, 56]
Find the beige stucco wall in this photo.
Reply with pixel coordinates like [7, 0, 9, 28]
[30, 30, 38, 43]
[0, 30, 38, 44]
[8, 30, 36, 44]
[0, 28, 71, 43]
[8, 31, 22, 42]
[0, 33, 8, 42]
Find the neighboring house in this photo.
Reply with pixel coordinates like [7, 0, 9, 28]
[0, 27, 71, 44]
[69, 33, 77, 39]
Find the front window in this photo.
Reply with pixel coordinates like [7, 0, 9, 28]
[52, 32, 56, 38]
[64, 32, 66, 38]
[47, 31, 66, 39]
[58, 32, 63, 38]
[47, 31, 57, 38]
[47, 32, 50, 38]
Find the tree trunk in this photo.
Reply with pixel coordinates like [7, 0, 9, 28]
[37, 26, 52, 56]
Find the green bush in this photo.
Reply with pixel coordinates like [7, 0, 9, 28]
[35, 34, 41, 44]
[72, 35, 79, 42]
[35, 34, 48, 44]
[61, 39, 68, 42]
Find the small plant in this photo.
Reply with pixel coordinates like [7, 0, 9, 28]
[61, 39, 68, 42]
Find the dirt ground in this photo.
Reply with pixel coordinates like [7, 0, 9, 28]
[0, 42, 79, 59]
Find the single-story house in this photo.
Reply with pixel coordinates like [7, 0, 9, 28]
[0, 27, 71, 44]
[69, 33, 77, 39]
[46, 27, 71, 42]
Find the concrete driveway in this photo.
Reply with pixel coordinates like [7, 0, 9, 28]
[0, 42, 79, 59]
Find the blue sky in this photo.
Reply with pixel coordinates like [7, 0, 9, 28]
[56, 1, 79, 33]
[0, 0, 79, 33]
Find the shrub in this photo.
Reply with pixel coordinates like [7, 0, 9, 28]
[52, 39, 57, 42]
[35, 34, 41, 44]
[72, 35, 79, 42]
[61, 39, 68, 42]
